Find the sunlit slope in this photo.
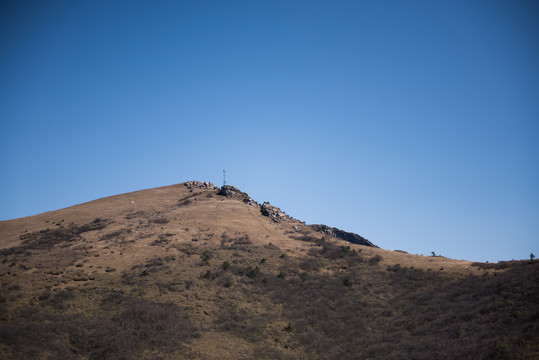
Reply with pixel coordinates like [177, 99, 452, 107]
[0, 181, 475, 274]
[1, 181, 537, 359]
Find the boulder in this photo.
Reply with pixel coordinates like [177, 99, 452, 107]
[309, 224, 377, 248]
[184, 181, 218, 191]
[260, 202, 293, 223]
[217, 185, 258, 206]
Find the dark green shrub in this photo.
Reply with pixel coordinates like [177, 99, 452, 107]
[245, 267, 259, 279]
[201, 250, 212, 262]
[150, 218, 169, 224]
[201, 270, 216, 280]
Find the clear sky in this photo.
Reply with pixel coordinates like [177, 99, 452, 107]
[1, 0, 538, 262]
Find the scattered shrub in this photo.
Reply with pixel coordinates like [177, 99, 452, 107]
[245, 266, 260, 279]
[201, 250, 212, 262]
[283, 322, 293, 333]
[150, 218, 169, 224]
[201, 270, 216, 280]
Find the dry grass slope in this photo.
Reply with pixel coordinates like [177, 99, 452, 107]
[1, 181, 537, 359]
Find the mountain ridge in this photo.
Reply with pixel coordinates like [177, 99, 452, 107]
[1, 180, 537, 359]
[0, 181, 483, 275]
[1, 181, 376, 251]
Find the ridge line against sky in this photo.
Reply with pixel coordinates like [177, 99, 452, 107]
[1, 0, 538, 262]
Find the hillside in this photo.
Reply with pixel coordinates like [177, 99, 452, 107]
[1, 181, 537, 359]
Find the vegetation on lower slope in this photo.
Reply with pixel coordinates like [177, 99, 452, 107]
[1, 219, 538, 359]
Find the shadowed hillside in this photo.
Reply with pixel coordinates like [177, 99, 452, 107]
[1, 181, 537, 359]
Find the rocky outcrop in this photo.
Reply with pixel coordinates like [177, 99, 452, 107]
[185, 181, 376, 247]
[260, 202, 294, 223]
[309, 224, 377, 248]
[184, 181, 218, 191]
[217, 185, 258, 206]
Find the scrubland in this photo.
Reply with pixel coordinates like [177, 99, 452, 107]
[1, 182, 537, 359]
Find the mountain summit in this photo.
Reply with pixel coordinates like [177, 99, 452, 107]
[0, 180, 376, 253]
[1, 181, 537, 359]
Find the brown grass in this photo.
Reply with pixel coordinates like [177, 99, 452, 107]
[0, 182, 537, 359]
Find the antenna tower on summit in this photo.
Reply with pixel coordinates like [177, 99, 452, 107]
[223, 168, 227, 186]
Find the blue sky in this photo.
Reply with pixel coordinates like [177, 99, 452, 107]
[1, 0, 538, 262]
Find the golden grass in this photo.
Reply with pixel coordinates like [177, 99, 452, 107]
[0, 181, 536, 359]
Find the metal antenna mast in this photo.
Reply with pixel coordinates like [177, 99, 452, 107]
[223, 168, 227, 186]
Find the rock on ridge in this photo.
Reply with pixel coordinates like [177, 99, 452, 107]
[184, 181, 218, 191]
[309, 224, 378, 248]
[217, 185, 258, 206]
[260, 202, 295, 223]
[184, 181, 375, 247]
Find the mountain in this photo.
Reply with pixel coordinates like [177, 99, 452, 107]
[1, 181, 537, 359]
